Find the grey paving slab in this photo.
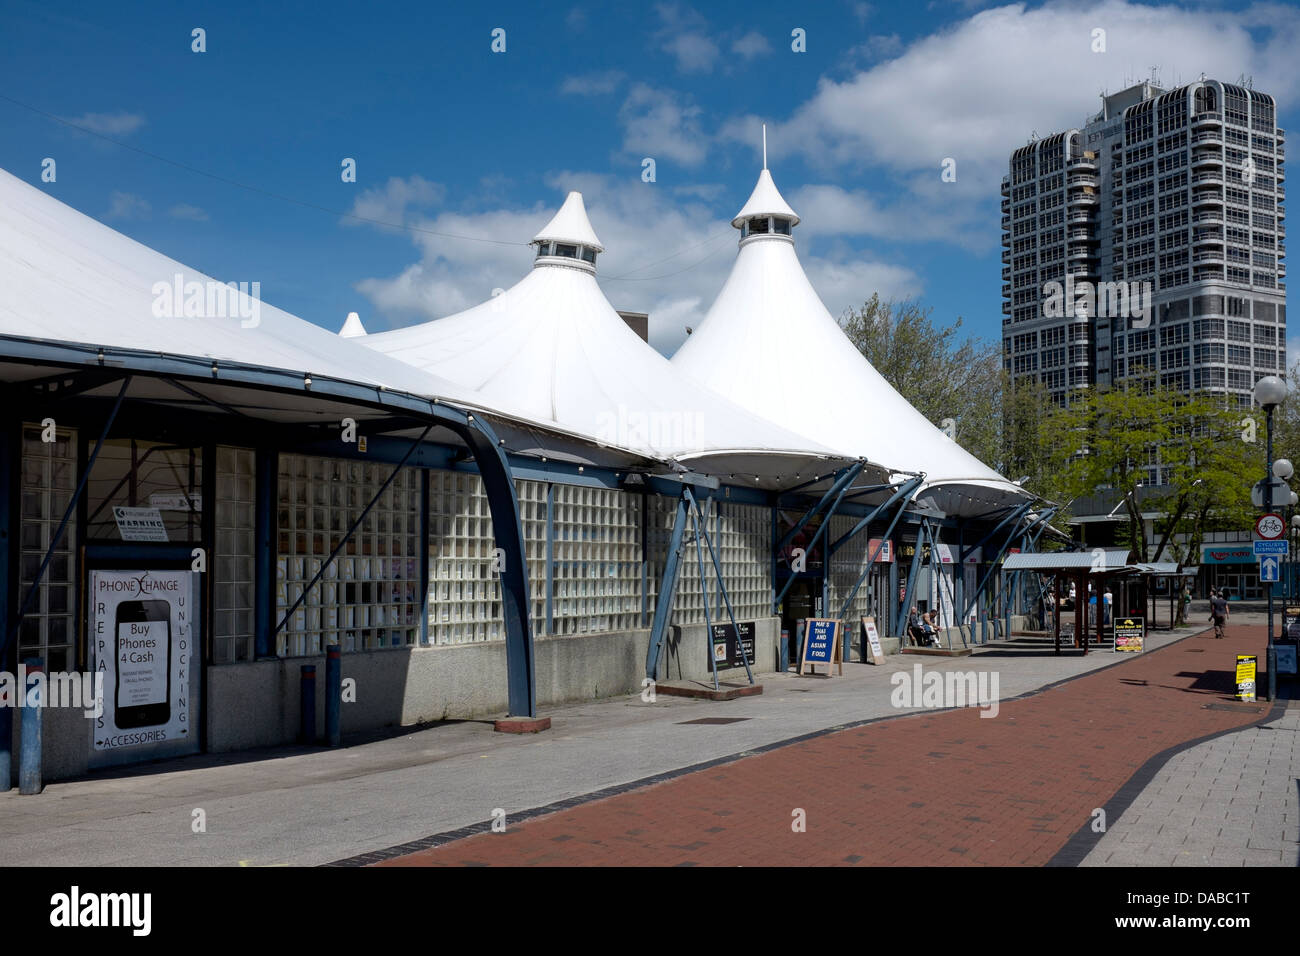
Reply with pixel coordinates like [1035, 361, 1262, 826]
[1082, 688, 1300, 868]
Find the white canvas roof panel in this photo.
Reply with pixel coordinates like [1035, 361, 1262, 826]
[0, 167, 494, 413]
[362, 190, 865, 487]
[673, 167, 1031, 517]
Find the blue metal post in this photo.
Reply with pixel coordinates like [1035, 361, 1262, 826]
[895, 533, 926, 636]
[19, 658, 42, 795]
[645, 492, 689, 680]
[691, 489, 755, 686]
[836, 478, 922, 621]
[254, 445, 276, 658]
[300, 664, 317, 744]
[0, 416, 15, 792]
[689, 498, 718, 690]
[325, 644, 341, 747]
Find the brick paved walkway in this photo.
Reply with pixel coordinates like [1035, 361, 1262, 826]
[378, 624, 1274, 866]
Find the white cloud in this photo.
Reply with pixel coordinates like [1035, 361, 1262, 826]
[619, 83, 709, 166]
[731, 31, 771, 59]
[560, 71, 625, 96]
[106, 191, 150, 220]
[716, 1, 1300, 252]
[168, 203, 208, 221]
[63, 111, 145, 137]
[653, 3, 720, 73]
[746, 0, 1300, 188]
[344, 175, 444, 232]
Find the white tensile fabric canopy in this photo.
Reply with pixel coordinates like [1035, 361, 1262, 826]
[361, 191, 865, 489]
[0, 166, 497, 416]
[672, 168, 1031, 518]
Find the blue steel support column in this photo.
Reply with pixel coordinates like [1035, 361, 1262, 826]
[438, 415, 536, 718]
[19, 658, 43, 795]
[835, 478, 922, 621]
[253, 445, 276, 659]
[0, 416, 14, 791]
[895, 533, 926, 636]
[690, 488, 754, 686]
[961, 502, 1035, 621]
[690, 499, 719, 691]
[887, 557, 899, 638]
[645, 492, 689, 680]
[774, 468, 861, 608]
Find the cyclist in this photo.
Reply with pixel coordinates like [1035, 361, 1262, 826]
[1210, 589, 1229, 639]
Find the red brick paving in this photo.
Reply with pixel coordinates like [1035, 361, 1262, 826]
[379, 625, 1271, 866]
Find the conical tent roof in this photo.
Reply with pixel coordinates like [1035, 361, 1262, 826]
[339, 311, 368, 338]
[362, 191, 863, 488]
[732, 168, 799, 227]
[672, 168, 1029, 517]
[532, 191, 604, 251]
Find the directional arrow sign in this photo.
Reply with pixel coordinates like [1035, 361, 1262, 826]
[1260, 556, 1281, 582]
[1254, 540, 1289, 555]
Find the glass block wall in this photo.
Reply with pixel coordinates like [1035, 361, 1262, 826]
[212, 446, 255, 664]
[17, 424, 77, 672]
[515, 478, 548, 638]
[550, 484, 643, 635]
[713, 502, 772, 622]
[428, 469, 501, 644]
[276, 455, 421, 656]
[646, 496, 773, 627]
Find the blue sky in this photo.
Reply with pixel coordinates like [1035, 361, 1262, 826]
[1, 0, 1295, 356]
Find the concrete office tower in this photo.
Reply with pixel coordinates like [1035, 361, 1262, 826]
[1002, 78, 1286, 476]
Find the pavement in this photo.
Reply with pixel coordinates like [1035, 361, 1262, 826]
[0, 606, 1291, 867]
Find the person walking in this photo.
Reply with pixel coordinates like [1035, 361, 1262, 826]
[1210, 589, 1229, 638]
[1102, 587, 1113, 628]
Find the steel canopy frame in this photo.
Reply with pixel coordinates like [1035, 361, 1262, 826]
[685, 486, 755, 688]
[0, 342, 540, 719]
[960, 500, 1037, 623]
[833, 476, 923, 623]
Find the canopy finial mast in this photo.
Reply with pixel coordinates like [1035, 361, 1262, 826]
[762, 123, 767, 170]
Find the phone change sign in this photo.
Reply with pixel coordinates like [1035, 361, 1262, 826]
[89, 570, 195, 754]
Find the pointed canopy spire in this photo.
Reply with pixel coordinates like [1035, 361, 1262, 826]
[731, 168, 799, 228]
[532, 191, 604, 251]
[339, 311, 367, 338]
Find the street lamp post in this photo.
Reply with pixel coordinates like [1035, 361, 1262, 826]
[1254, 375, 1288, 702]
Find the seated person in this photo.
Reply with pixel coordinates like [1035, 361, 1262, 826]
[921, 610, 942, 648]
[906, 606, 928, 647]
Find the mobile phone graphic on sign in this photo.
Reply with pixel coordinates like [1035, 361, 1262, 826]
[114, 599, 171, 728]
